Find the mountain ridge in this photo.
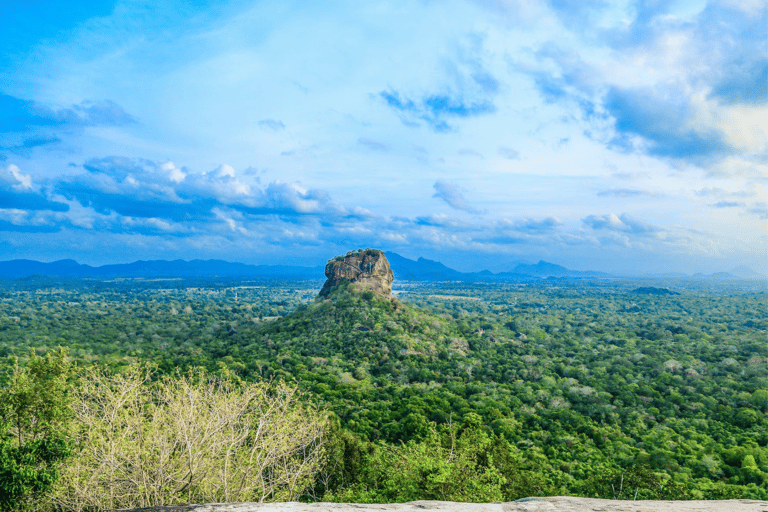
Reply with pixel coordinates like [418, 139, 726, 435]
[0, 254, 763, 281]
[0, 258, 322, 279]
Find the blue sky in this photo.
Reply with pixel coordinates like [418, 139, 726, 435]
[1, 0, 766, 275]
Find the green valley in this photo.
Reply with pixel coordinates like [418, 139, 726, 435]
[0, 254, 766, 509]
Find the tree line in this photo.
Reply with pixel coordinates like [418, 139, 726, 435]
[0, 276, 766, 508]
[1, 350, 325, 511]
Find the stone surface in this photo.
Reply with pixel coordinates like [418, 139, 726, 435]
[318, 249, 394, 298]
[120, 497, 768, 512]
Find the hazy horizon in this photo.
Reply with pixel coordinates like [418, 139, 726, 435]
[2, 252, 765, 278]
[1, 0, 766, 276]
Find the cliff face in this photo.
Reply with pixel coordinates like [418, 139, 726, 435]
[319, 249, 393, 297]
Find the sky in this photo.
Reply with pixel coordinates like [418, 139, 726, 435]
[0, 0, 766, 275]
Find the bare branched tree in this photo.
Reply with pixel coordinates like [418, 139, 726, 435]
[51, 366, 326, 511]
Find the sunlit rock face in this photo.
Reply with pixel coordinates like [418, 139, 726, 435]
[123, 497, 765, 511]
[319, 249, 394, 298]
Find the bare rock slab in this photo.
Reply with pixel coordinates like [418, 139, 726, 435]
[123, 497, 767, 512]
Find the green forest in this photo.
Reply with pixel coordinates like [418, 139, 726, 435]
[0, 271, 766, 510]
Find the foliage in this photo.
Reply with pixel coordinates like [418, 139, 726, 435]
[0, 275, 766, 503]
[325, 413, 527, 503]
[52, 366, 327, 511]
[582, 464, 692, 500]
[0, 348, 72, 511]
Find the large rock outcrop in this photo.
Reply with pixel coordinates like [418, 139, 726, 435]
[119, 498, 767, 511]
[319, 249, 393, 298]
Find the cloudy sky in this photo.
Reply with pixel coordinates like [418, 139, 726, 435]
[1, 0, 766, 275]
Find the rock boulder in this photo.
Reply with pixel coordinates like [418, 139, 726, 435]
[119, 497, 767, 512]
[319, 249, 393, 298]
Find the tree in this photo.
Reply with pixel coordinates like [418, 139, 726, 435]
[52, 365, 327, 511]
[0, 348, 72, 512]
[584, 464, 691, 500]
[329, 413, 509, 503]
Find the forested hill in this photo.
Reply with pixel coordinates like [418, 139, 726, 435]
[0, 275, 766, 504]
[219, 279, 766, 500]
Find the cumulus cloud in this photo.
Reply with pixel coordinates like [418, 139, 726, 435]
[0, 164, 69, 214]
[432, 179, 484, 214]
[519, 1, 767, 170]
[243, 182, 346, 217]
[0, 94, 135, 153]
[710, 58, 768, 106]
[0, 157, 360, 239]
[71, 100, 136, 126]
[58, 159, 193, 222]
[0, 160, 736, 273]
[53, 157, 350, 232]
[604, 86, 730, 161]
[380, 35, 499, 132]
[381, 90, 495, 132]
[0, 94, 134, 130]
[511, 217, 562, 232]
[582, 212, 661, 236]
[414, 213, 472, 228]
[478, 217, 562, 245]
[2, 164, 33, 191]
[0, 218, 60, 233]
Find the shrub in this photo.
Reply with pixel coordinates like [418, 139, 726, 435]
[52, 366, 326, 511]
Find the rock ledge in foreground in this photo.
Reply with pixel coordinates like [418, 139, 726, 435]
[121, 496, 768, 512]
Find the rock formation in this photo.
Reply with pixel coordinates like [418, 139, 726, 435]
[119, 497, 767, 512]
[319, 249, 394, 298]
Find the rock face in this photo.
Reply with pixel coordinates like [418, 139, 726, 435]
[319, 249, 394, 298]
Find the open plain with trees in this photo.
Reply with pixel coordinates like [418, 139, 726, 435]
[0, 273, 766, 510]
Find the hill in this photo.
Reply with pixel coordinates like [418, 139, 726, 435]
[0, 250, 766, 503]
[385, 253, 612, 280]
[0, 252, 611, 281]
[384, 252, 467, 280]
[3, 255, 763, 281]
[0, 258, 321, 279]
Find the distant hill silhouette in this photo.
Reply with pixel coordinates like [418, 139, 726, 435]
[1, 254, 762, 281]
[5, 254, 595, 281]
[384, 252, 466, 281]
[386, 253, 611, 280]
[503, 260, 611, 279]
[0, 258, 321, 279]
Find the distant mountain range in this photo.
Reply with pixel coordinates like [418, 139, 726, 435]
[0, 258, 323, 279]
[0, 254, 763, 281]
[384, 252, 611, 280]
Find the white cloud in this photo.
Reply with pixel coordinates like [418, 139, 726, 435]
[582, 212, 662, 236]
[4, 164, 34, 190]
[0, 0, 763, 273]
[432, 179, 484, 214]
[161, 161, 186, 183]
